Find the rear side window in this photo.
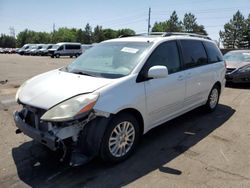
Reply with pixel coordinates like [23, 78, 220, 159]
[144, 41, 181, 74]
[65, 45, 81, 50]
[203, 41, 223, 63]
[180, 40, 208, 68]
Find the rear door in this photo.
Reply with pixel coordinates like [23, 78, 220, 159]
[142, 40, 186, 128]
[179, 39, 213, 109]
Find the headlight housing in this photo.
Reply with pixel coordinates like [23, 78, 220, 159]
[237, 65, 250, 73]
[41, 93, 99, 122]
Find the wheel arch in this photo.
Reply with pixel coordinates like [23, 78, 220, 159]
[213, 81, 221, 93]
[115, 108, 144, 135]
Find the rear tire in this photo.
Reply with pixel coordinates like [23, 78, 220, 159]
[99, 113, 140, 163]
[204, 85, 220, 112]
[55, 54, 60, 58]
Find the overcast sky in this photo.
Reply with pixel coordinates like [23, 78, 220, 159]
[0, 0, 250, 41]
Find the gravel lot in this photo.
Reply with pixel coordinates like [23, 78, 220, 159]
[0, 54, 250, 188]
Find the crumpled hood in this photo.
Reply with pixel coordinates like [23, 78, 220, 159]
[226, 61, 250, 69]
[18, 69, 113, 109]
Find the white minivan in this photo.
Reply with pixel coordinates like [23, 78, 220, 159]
[48, 42, 82, 58]
[14, 33, 226, 166]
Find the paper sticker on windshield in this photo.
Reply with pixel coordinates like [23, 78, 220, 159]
[121, 47, 139, 53]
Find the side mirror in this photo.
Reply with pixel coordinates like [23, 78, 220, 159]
[147, 65, 168, 79]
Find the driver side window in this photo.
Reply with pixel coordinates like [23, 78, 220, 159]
[58, 46, 63, 51]
[144, 41, 181, 74]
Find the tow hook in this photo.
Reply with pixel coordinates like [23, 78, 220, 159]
[15, 129, 22, 134]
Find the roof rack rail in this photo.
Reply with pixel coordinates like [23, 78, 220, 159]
[149, 32, 211, 40]
[119, 33, 147, 38]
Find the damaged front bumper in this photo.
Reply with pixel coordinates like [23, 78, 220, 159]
[13, 107, 96, 151]
[14, 111, 58, 150]
[13, 105, 112, 166]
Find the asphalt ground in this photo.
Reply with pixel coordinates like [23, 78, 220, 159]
[0, 54, 250, 188]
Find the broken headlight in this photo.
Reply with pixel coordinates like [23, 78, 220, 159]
[41, 93, 99, 122]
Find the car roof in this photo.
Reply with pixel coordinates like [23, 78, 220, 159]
[103, 32, 213, 44]
[56, 42, 81, 45]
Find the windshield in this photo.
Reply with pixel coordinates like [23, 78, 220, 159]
[41, 44, 48, 49]
[224, 51, 250, 62]
[47, 45, 53, 49]
[51, 44, 59, 50]
[66, 42, 152, 78]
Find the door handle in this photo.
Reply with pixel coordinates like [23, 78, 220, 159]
[177, 75, 184, 81]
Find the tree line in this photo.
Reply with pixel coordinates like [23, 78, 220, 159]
[0, 23, 135, 48]
[0, 10, 250, 49]
[151, 11, 207, 35]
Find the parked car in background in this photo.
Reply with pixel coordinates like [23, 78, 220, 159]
[37, 44, 53, 56]
[3, 48, 10, 53]
[0, 48, 3, 53]
[24, 45, 37, 55]
[17, 44, 33, 55]
[224, 50, 250, 83]
[48, 42, 82, 58]
[14, 32, 225, 166]
[29, 44, 45, 55]
[81, 44, 93, 53]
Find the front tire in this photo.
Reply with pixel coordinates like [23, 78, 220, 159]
[205, 85, 220, 112]
[100, 113, 140, 163]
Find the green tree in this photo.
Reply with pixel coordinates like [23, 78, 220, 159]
[165, 11, 182, 32]
[93, 25, 105, 42]
[53, 27, 76, 43]
[243, 14, 250, 48]
[75, 29, 85, 43]
[0, 34, 16, 47]
[116, 28, 135, 37]
[183, 13, 207, 35]
[16, 29, 34, 46]
[152, 21, 167, 32]
[83, 23, 93, 44]
[103, 29, 117, 40]
[220, 10, 247, 49]
[32, 32, 51, 44]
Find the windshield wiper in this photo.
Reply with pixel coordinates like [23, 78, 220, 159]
[72, 71, 96, 77]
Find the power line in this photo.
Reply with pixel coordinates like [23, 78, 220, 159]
[106, 18, 146, 28]
[153, 6, 250, 15]
[97, 11, 147, 25]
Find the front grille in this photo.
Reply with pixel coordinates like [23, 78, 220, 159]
[25, 111, 36, 128]
[22, 105, 47, 131]
[226, 68, 236, 74]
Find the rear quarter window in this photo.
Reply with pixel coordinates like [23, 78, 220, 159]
[65, 45, 81, 50]
[203, 41, 223, 63]
[180, 40, 208, 69]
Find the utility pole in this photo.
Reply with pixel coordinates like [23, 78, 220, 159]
[9, 27, 15, 38]
[147, 7, 151, 35]
[53, 23, 56, 33]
